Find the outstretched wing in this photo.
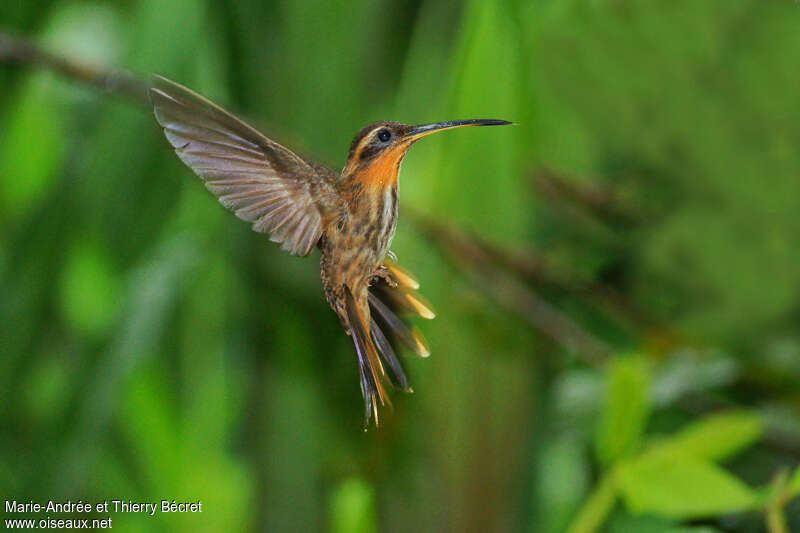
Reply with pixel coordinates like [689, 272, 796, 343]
[150, 75, 339, 256]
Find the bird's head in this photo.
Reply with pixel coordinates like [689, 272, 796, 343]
[342, 119, 511, 187]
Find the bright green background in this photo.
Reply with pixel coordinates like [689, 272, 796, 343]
[2, 1, 800, 532]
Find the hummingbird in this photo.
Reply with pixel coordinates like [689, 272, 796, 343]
[149, 75, 510, 425]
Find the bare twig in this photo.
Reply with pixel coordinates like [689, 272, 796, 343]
[409, 211, 612, 364]
[0, 30, 148, 105]
[533, 165, 641, 224]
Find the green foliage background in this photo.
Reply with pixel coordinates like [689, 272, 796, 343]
[1, 1, 800, 531]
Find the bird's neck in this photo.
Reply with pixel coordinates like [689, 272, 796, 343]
[341, 145, 407, 190]
[338, 162, 399, 257]
[338, 171, 398, 218]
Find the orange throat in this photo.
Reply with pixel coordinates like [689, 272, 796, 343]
[357, 145, 407, 189]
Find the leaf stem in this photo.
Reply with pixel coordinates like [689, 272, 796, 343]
[565, 471, 617, 533]
[766, 505, 788, 533]
[765, 470, 789, 533]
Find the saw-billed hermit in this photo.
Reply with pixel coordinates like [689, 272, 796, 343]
[149, 75, 510, 425]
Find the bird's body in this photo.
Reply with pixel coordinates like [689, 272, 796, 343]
[321, 162, 398, 312]
[149, 75, 509, 425]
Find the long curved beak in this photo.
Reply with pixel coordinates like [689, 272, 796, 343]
[404, 119, 512, 142]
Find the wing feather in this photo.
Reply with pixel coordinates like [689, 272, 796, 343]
[150, 75, 339, 256]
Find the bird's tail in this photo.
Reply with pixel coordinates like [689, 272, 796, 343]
[344, 259, 435, 427]
[343, 285, 389, 426]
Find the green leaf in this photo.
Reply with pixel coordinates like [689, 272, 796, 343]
[617, 454, 759, 518]
[788, 465, 800, 498]
[606, 514, 675, 533]
[329, 478, 377, 533]
[656, 410, 763, 461]
[58, 239, 120, 336]
[0, 4, 121, 218]
[536, 435, 590, 533]
[595, 355, 651, 464]
[0, 75, 63, 217]
[22, 353, 71, 423]
[41, 2, 121, 66]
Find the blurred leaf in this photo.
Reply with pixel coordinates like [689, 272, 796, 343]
[329, 477, 377, 533]
[552, 369, 604, 432]
[789, 465, 800, 498]
[121, 365, 180, 486]
[41, 2, 121, 66]
[617, 454, 759, 518]
[0, 74, 63, 217]
[535, 434, 590, 533]
[651, 350, 739, 407]
[54, 236, 198, 493]
[58, 239, 120, 336]
[641, 211, 800, 341]
[22, 352, 71, 423]
[127, 0, 208, 73]
[263, 370, 327, 532]
[170, 453, 253, 533]
[606, 513, 675, 533]
[0, 3, 122, 218]
[595, 355, 651, 464]
[122, 364, 254, 533]
[655, 410, 763, 462]
[177, 238, 237, 449]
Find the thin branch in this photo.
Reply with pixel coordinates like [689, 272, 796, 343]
[476, 227, 667, 334]
[533, 165, 641, 225]
[0, 30, 148, 105]
[409, 211, 612, 364]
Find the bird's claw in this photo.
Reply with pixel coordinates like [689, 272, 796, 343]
[371, 266, 398, 288]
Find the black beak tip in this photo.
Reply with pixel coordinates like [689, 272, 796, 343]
[407, 118, 514, 139]
[479, 119, 513, 126]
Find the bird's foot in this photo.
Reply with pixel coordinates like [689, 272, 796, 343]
[370, 266, 398, 288]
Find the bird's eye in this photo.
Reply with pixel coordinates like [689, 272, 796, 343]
[377, 129, 391, 143]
